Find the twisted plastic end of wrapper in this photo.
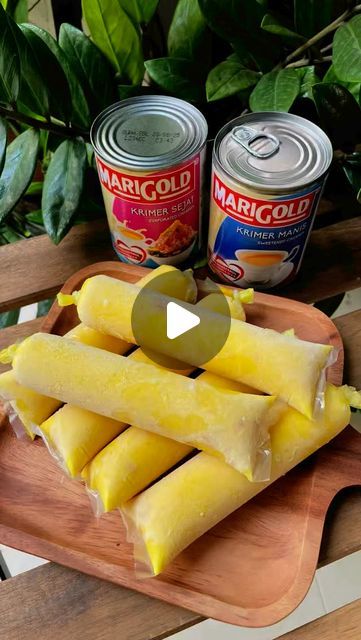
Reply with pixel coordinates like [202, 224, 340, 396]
[342, 385, 361, 410]
[283, 328, 295, 337]
[182, 269, 198, 304]
[57, 290, 80, 307]
[236, 288, 254, 304]
[219, 285, 254, 304]
[0, 343, 19, 364]
[197, 277, 254, 304]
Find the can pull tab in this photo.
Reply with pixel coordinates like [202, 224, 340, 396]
[231, 126, 279, 159]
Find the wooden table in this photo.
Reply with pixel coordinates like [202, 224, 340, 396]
[0, 216, 360, 639]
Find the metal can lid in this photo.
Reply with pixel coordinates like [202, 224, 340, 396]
[215, 112, 333, 192]
[91, 95, 208, 170]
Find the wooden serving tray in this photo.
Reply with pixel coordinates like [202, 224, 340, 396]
[1, 262, 361, 628]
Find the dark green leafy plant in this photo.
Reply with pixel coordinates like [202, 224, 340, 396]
[1, 0, 361, 248]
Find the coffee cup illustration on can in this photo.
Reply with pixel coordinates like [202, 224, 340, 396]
[91, 96, 207, 267]
[208, 113, 333, 289]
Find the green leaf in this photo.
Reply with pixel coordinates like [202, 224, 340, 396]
[323, 65, 338, 84]
[0, 5, 20, 103]
[3, 0, 27, 21]
[82, 0, 144, 84]
[313, 82, 361, 148]
[19, 24, 73, 124]
[23, 24, 90, 129]
[198, 0, 278, 71]
[295, 65, 319, 99]
[118, 83, 144, 99]
[198, 0, 266, 41]
[0, 223, 22, 244]
[0, 117, 6, 174]
[250, 68, 300, 112]
[42, 138, 87, 244]
[323, 64, 361, 101]
[294, 0, 334, 39]
[145, 57, 204, 102]
[0, 308, 19, 329]
[261, 13, 305, 43]
[11, 24, 50, 117]
[168, 0, 207, 59]
[25, 181, 43, 197]
[26, 209, 43, 224]
[37, 298, 53, 317]
[334, 15, 361, 82]
[59, 23, 116, 116]
[119, 0, 158, 24]
[343, 155, 361, 196]
[9, 0, 27, 22]
[206, 59, 260, 102]
[0, 128, 39, 223]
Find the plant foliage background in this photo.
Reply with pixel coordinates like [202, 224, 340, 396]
[1, 0, 361, 247]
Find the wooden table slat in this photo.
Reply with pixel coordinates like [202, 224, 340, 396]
[279, 599, 361, 639]
[0, 563, 202, 640]
[0, 216, 361, 312]
[0, 221, 114, 313]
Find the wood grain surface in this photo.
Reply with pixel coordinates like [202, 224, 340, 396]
[0, 262, 360, 628]
[0, 563, 202, 640]
[279, 599, 361, 639]
[0, 221, 114, 312]
[277, 217, 361, 303]
[334, 310, 361, 388]
[1, 216, 361, 313]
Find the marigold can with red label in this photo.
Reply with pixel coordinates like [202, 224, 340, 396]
[208, 112, 332, 288]
[91, 96, 207, 267]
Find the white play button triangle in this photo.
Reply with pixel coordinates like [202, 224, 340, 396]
[166, 302, 200, 340]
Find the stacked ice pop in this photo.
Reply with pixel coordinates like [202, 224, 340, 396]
[0, 264, 359, 578]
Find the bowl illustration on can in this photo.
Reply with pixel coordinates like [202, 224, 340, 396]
[148, 220, 197, 266]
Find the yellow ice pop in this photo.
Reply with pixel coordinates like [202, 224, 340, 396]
[60, 275, 333, 417]
[81, 373, 257, 512]
[38, 348, 192, 478]
[0, 265, 196, 439]
[6, 332, 276, 475]
[83, 427, 192, 513]
[0, 370, 62, 440]
[40, 405, 125, 478]
[38, 290, 248, 478]
[65, 323, 130, 354]
[81, 294, 255, 511]
[121, 383, 359, 576]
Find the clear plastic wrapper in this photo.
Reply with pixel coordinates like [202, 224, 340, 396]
[7, 332, 277, 476]
[121, 383, 359, 578]
[58, 274, 334, 418]
[82, 378, 270, 517]
[314, 346, 340, 415]
[0, 370, 61, 440]
[0, 265, 196, 440]
[39, 405, 127, 478]
[81, 292, 255, 515]
[4, 400, 36, 440]
[82, 427, 192, 515]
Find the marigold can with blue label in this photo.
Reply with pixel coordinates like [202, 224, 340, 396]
[208, 112, 333, 289]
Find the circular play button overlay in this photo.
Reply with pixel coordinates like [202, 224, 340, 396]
[131, 271, 231, 370]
